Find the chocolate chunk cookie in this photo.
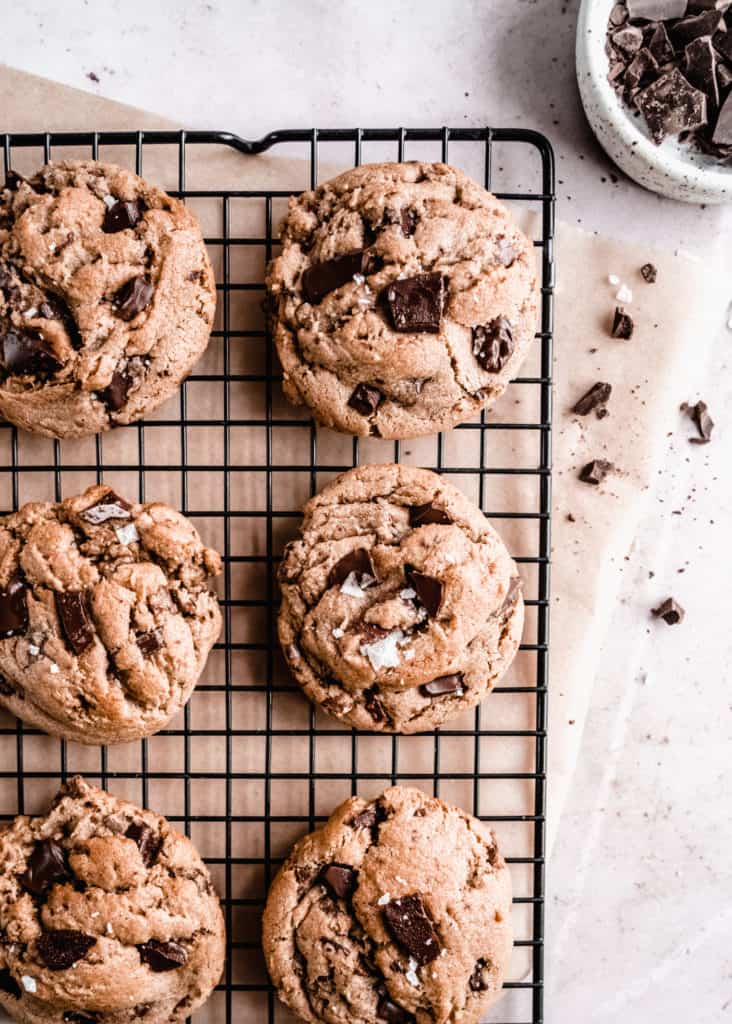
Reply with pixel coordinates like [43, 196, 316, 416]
[278, 464, 523, 733]
[266, 162, 539, 439]
[0, 776, 225, 1024]
[0, 160, 216, 438]
[262, 785, 513, 1024]
[0, 484, 222, 745]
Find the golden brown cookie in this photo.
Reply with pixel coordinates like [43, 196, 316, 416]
[263, 786, 513, 1024]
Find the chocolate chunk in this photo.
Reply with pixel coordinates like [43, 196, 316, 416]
[125, 821, 162, 866]
[363, 686, 387, 722]
[0, 969, 21, 999]
[501, 575, 523, 614]
[608, 2, 628, 27]
[408, 502, 452, 527]
[328, 548, 376, 589]
[640, 262, 658, 283]
[348, 383, 382, 416]
[321, 863, 357, 900]
[469, 958, 493, 991]
[717, 62, 732, 95]
[54, 591, 94, 655]
[351, 801, 386, 832]
[713, 90, 732, 142]
[37, 930, 96, 971]
[137, 939, 188, 972]
[611, 307, 634, 339]
[652, 597, 685, 624]
[137, 630, 163, 657]
[625, 48, 659, 93]
[685, 36, 720, 108]
[383, 894, 440, 964]
[0, 578, 28, 638]
[100, 369, 131, 412]
[683, 399, 714, 442]
[714, 25, 732, 64]
[670, 11, 725, 49]
[636, 68, 708, 144]
[3, 170, 26, 192]
[102, 198, 145, 233]
[405, 566, 443, 618]
[20, 838, 70, 896]
[627, 0, 686, 18]
[472, 317, 514, 372]
[647, 23, 676, 66]
[608, 59, 627, 83]
[384, 272, 445, 333]
[114, 276, 153, 321]
[302, 250, 375, 304]
[579, 459, 614, 485]
[377, 995, 414, 1024]
[400, 208, 418, 237]
[420, 673, 463, 697]
[612, 25, 643, 56]
[81, 491, 131, 524]
[1, 328, 62, 377]
[573, 381, 612, 417]
[0, 674, 13, 696]
[63, 1014, 99, 1023]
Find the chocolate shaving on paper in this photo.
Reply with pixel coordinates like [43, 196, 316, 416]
[573, 381, 612, 417]
[681, 399, 714, 443]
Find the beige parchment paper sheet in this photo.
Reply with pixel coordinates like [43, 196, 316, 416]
[0, 66, 726, 1022]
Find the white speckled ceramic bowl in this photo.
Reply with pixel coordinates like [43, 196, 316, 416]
[577, 0, 732, 204]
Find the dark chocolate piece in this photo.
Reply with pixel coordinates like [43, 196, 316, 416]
[472, 317, 514, 372]
[100, 369, 131, 412]
[469, 958, 493, 992]
[652, 597, 685, 624]
[647, 23, 676, 66]
[348, 383, 382, 416]
[626, 0, 686, 18]
[102, 198, 145, 233]
[608, 2, 628, 27]
[670, 10, 725, 49]
[1, 328, 62, 377]
[714, 25, 732, 65]
[572, 381, 612, 416]
[137, 939, 188, 972]
[81, 491, 131, 524]
[321, 863, 357, 900]
[384, 273, 445, 333]
[0, 578, 28, 638]
[37, 930, 97, 971]
[612, 25, 644, 56]
[420, 673, 463, 697]
[3, 170, 26, 192]
[125, 821, 162, 866]
[625, 48, 659, 93]
[0, 970, 21, 999]
[328, 548, 376, 589]
[19, 838, 69, 896]
[611, 307, 634, 339]
[683, 399, 715, 442]
[363, 686, 387, 722]
[640, 262, 658, 283]
[408, 502, 452, 527]
[55, 591, 94, 655]
[114, 276, 153, 321]
[377, 995, 414, 1023]
[713, 90, 732, 142]
[137, 629, 163, 656]
[400, 208, 418, 237]
[404, 566, 443, 618]
[579, 459, 614, 485]
[351, 802, 383, 830]
[636, 68, 708, 144]
[302, 250, 374, 304]
[685, 36, 719, 108]
[383, 894, 441, 965]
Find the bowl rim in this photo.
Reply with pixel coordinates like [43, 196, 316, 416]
[578, 0, 732, 190]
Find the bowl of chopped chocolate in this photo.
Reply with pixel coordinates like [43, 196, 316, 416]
[577, 0, 732, 203]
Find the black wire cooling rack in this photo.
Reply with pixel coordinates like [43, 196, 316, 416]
[0, 128, 554, 1024]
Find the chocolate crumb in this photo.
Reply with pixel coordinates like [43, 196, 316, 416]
[682, 399, 714, 443]
[579, 459, 614, 485]
[611, 307, 634, 340]
[572, 381, 612, 417]
[652, 597, 685, 625]
[640, 263, 658, 283]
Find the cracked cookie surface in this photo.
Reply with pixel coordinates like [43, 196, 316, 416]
[0, 484, 222, 745]
[278, 464, 523, 733]
[263, 785, 512, 1024]
[0, 160, 216, 438]
[0, 776, 225, 1024]
[266, 161, 539, 439]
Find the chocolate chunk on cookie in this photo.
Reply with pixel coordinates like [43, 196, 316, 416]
[278, 464, 524, 734]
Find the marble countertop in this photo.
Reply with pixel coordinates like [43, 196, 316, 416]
[1, 2, 730, 1021]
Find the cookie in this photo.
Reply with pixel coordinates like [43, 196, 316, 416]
[0, 484, 222, 745]
[0, 776, 225, 1024]
[262, 785, 513, 1024]
[278, 464, 523, 733]
[0, 160, 216, 438]
[266, 161, 539, 439]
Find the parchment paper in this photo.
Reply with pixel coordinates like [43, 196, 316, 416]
[0, 66, 726, 1023]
